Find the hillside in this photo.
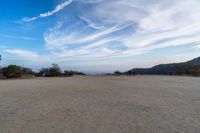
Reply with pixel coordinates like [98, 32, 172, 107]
[126, 57, 200, 76]
[185, 57, 200, 65]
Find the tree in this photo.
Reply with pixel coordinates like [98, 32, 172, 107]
[21, 67, 35, 75]
[37, 64, 62, 77]
[48, 64, 62, 77]
[2, 65, 22, 78]
[36, 68, 49, 77]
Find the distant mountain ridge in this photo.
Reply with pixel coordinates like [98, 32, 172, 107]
[185, 57, 200, 65]
[125, 57, 200, 76]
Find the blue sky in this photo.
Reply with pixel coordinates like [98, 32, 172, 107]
[0, 0, 200, 73]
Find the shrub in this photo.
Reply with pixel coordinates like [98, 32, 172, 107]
[2, 65, 22, 78]
[114, 70, 122, 75]
[63, 70, 74, 77]
[37, 64, 62, 77]
[0, 68, 3, 78]
[48, 64, 62, 77]
[0, 65, 35, 79]
[64, 70, 86, 76]
[36, 68, 49, 77]
[21, 67, 35, 75]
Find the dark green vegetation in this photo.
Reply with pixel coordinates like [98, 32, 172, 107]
[36, 64, 85, 77]
[0, 65, 34, 78]
[114, 70, 123, 75]
[0, 64, 85, 79]
[125, 57, 200, 76]
[36, 64, 62, 77]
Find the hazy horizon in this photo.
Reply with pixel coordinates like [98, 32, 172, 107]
[0, 0, 200, 72]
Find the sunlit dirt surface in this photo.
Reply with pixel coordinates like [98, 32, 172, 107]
[0, 76, 200, 133]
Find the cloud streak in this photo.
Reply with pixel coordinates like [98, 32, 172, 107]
[22, 0, 73, 22]
[79, 16, 105, 30]
[44, 0, 200, 60]
[4, 49, 39, 60]
[1, 35, 37, 40]
[44, 23, 130, 49]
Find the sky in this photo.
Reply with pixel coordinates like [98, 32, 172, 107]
[0, 0, 200, 73]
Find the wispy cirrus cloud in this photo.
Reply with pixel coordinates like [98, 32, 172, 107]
[79, 16, 105, 30]
[3, 49, 52, 66]
[9, 0, 200, 71]
[44, 22, 130, 49]
[80, 37, 121, 50]
[1, 35, 37, 40]
[22, 0, 73, 22]
[196, 45, 200, 49]
[43, 0, 200, 60]
[4, 49, 39, 60]
[123, 22, 200, 48]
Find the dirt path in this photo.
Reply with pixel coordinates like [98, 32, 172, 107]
[0, 76, 200, 133]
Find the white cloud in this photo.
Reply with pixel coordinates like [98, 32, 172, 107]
[80, 37, 120, 49]
[80, 0, 200, 57]
[79, 0, 105, 3]
[79, 16, 105, 30]
[22, 0, 73, 22]
[84, 0, 200, 31]
[17, 0, 197, 67]
[76, 25, 126, 43]
[4, 49, 39, 60]
[1, 35, 37, 40]
[196, 45, 200, 49]
[44, 23, 128, 49]
[123, 22, 200, 48]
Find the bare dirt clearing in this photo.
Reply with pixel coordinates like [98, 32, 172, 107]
[0, 76, 200, 133]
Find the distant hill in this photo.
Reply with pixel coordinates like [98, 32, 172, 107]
[125, 57, 200, 76]
[185, 57, 200, 65]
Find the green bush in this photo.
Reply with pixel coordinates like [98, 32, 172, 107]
[37, 64, 62, 77]
[21, 67, 35, 75]
[0, 68, 3, 78]
[63, 70, 74, 77]
[63, 70, 86, 76]
[48, 64, 62, 77]
[0, 65, 35, 79]
[2, 65, 22, 78]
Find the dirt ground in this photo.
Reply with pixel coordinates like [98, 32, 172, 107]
[0, 75, 200, 133]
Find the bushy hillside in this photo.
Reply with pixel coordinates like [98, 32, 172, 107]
[126, 57, 200, 76]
